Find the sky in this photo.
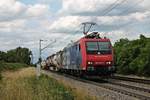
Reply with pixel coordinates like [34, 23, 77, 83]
[0, 0, 150, 63]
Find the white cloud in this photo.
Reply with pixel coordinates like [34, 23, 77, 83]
[59, 0, 110, 15]
[0, 0, 51, 46]
[49, 16, 87, 33]
[25, 4, 49, 17]
[0, 0, 26, 21]
[130, 11, 150, 22]
[0, 0, 150, 63]
[59, 0, 150, 16]
[49, 10, 150, 33]
[0, 0, 50, 22]
[0, 19, 26, 32]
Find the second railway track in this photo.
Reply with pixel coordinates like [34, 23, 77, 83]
[111, 75, 150, 85]
[106, 80, 150, 93]
[42, 70, 150, 100]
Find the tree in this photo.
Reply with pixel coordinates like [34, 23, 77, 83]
[0, 47, 32, 65]
[0, 51, 7, 61]
[114, 34, 150, 76]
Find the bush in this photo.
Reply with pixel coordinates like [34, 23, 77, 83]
[25, 75, 74, 100]
[0, 73, 1, 80]
[0, 68, 75, 100]
[0, 61, 4, 80]
[0, 61, 28, 71]
[114, 35, 150, 76]
[0, 47, 32, 65]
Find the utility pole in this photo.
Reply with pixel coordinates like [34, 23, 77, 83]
[36, 39, 56, 79]
[30, 53, 33, 65]
[39, 39, 43, 63]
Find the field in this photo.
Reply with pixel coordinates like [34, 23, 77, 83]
[0, 67, 95, 100]
[0, 61, 28, 71]
[0, 67, 74, 100]
[0, 62, 28, 80]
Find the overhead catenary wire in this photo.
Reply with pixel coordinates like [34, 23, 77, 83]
[92, 0, 146, 40]
[102, 0, 128, 16]
[40, 1, 142, 63]
[50, 24, 83, 52]
[41, 39, 56, 51]
[88, 0, 127, 26]
[89, 0, 129, 33]
[50, 0, 144, 51]
[113, 0, 145, 30]
[56, 0, 129, 39]
[118, 0, 144, 15]
[57, 0, 129, 38]
[101, 0, 121, 14]
[95, 0, 145, 31]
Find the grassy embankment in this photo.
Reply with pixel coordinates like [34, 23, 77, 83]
[0, 61, 28, 80]
[0, 67, 95, 100]
[0, 61, 28, 71]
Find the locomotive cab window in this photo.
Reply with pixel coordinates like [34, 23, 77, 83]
[86, 42, 98, 51]
[98, 42, 111, 51]
[86, 41, 111, 54]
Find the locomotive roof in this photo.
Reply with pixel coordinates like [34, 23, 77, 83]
[80, 37, 110, 42]
[79, 32, 110, 42]
[65, 32, 110, 47]
[46, 32, 111, 59]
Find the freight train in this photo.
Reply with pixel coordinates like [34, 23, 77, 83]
[42, 32, 115, 77]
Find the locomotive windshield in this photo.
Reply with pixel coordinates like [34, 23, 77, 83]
[86, 42, 99, 51]
[86, 41, 111, 54]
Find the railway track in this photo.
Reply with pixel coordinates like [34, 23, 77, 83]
[111, 75, 150, 85]
[82, 79, 150, 100]
[42, 70, 150, 100]
[107, 80, 150, 93]
[96, 83, 150, 100]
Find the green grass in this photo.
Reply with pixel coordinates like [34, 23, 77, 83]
[0, 67, 97, 100]
[0, 68, 74, 100]
[24, 75, 74, 100]
[0, 61, 28, 80]
[0, 61, 28, 71]
[0, 73, 1, 80]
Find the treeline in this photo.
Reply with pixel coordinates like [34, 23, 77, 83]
[0, 47, 32, 79]
[0, 47, 32, 65]
[114, 34, 150, 76]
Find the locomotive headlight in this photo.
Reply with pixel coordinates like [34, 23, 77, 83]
[106, 61, 111, 64]
[88, 61, 93, 65]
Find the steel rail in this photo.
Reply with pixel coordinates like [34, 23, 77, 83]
[42, 70, 150, 100]
[111, 75, 150, 85]
[107, 81, 150, 93]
